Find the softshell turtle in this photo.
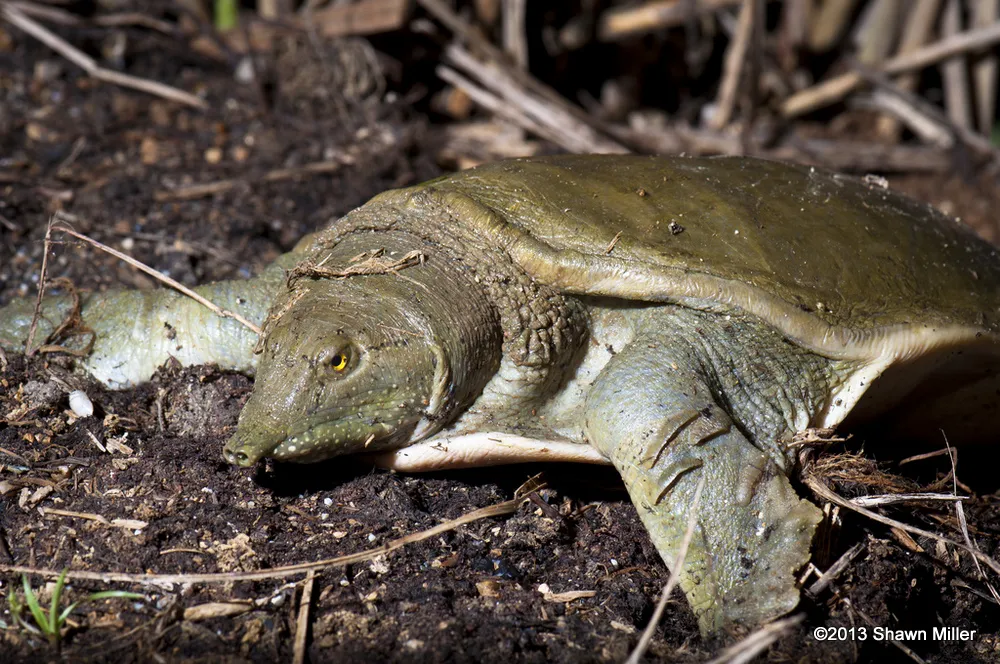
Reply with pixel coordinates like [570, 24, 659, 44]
[3, 155, 1000, 634]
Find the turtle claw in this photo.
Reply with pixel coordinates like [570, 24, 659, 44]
[651, 453, 703, 505]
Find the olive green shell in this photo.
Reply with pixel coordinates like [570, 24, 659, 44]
[380, 155, 1000, 360]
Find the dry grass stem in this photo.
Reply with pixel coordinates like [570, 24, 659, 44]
[704, 614, 804, 664]
[943, 437, 1000, 604]
[804, 475, 1000, 577]
[809, 0, 858, 51]
[1, 5, 207, 109]
[50, 222, 262, 336]
[597, 0, 743, 42]
[854, 0, 902, 67]
[940, 0, 973, 130]
[784, 19, 1000, 117]
[806, 541, 865, 596]
[972, 0, 998, 133]
[709, 0, 755, 130]
[436, 66, 564, 147]
[24, 217, 55, 357]
[604, 231, 623, 254]
[0, 495, 523, 586]
[900, 447, 957, 465]
[293, 570, 316, 664]
[443, 43, 627, 154]
[847, 600, 929, 663]
[879, 0, 941, 140]
[625, 476, 706, 664]
[502, 0, 528, 70]
[859, 90, 953, 147]
[851, 492, 969, 507]
[287, 249, 425, 288]
[7, 1, 175, 34]
[420, 0, 624, 151]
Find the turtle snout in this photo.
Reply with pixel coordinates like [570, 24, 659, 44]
[222, 443, 253, 467]
[222, 432, 273, 467]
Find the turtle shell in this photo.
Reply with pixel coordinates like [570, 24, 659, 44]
[369, 155, 1000, 437]
[406, 155, 1000, 359]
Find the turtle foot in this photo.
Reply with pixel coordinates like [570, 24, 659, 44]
[631, 434, 822, 634]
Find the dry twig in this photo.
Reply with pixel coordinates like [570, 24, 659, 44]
[443, 43, 627, 154]
[704, 614, 804, 664]
[972, 0, 998, 133]
[940, 0, 974, 130]
[784, 19, 1000, 117]
[1, 4, 207, 109]
[597, 0, 743, 42]
[24, 217, 56, 357]
[804, 475, 1000, 577]
[709, 0, 755, 130]
[286, 249, 425, 288]
[293, 570, 316, 664]
[847, 601, 930, 664]
[50, 220, 262, 335]
[625, 476, 706, 664]
[0, 494, 524, 586]
[806, 541, 865, 596]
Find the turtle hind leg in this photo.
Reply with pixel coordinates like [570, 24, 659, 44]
[584, 327, 823, 634]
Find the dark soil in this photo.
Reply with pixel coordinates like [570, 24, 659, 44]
[1, 20, 999, 664]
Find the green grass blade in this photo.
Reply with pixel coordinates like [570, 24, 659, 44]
[215, 0, 238, 31]
[7, 586, 23, 623]
[49, 570, 68, 638]
[21, 575, 51, 634]
[88, 590, 145, 601]
[57, 601, 81, 625]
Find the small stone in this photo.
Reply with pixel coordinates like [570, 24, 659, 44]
[476, 580, 500, 598]
[140, 137, 159, 165]
[69, 390, 94, 418]
[204, 147, 223, 164]
[234, 56, 255, 84]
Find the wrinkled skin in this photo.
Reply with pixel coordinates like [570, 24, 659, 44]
[4, 155, 1000, 636]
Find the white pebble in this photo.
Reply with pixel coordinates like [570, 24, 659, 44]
[68, 390, 94, 418]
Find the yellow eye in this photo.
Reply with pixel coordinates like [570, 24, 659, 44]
[331, 350, 350, 372]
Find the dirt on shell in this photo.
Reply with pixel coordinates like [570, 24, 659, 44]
[1, 21, 999, 664]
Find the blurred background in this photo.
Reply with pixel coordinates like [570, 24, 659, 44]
[2, 4, 1000, 663]
[3, 0, 1000, 244]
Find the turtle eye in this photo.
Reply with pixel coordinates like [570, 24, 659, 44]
[322, 345, 354, 375]
[330, 349, 351, 372]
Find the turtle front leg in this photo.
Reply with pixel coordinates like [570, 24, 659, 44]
[584, 335, 822, 635]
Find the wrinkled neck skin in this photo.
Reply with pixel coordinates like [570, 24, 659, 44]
[224, 229, 504, 464]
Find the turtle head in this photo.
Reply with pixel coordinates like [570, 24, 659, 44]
[223, 282, 453, 467]
[222, 241, 501, 467]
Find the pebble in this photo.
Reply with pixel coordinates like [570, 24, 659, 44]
[68, 390, 94, 418]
